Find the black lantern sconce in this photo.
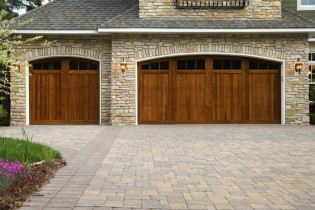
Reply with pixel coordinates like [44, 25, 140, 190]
[120, 59, 127, 74]
[295, 58, 303, 74]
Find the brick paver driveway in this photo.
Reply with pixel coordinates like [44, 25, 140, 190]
[1, 125, 314, 210]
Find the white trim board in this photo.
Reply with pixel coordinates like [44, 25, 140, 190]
[14, 30, 98, 35]
[13, 28, 315, 35]
[98, 28, 315, 34]
[297, 0, 315, 10]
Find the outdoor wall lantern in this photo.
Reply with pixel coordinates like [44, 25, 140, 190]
[295, 58, 303, 74]
[120, 59, 127, 73]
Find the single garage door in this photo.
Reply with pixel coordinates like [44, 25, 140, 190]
[30, 58, 99, 124]
[138, 56, 281, 124]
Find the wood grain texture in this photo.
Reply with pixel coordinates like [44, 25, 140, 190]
[30, 58, 99, 124]
[138, 56, 281, 124]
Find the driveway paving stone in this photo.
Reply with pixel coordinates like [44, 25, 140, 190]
[1, 125, 314, 209]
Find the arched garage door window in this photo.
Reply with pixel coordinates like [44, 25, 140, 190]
[138, 56, 281, 124]
[30, 58, 99, 125]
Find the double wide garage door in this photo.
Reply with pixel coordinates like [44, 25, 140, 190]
[138, 56, 281, 124]
[30, 58, 99, 124]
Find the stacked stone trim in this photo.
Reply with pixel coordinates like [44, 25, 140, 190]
[139, 0, 282, 19]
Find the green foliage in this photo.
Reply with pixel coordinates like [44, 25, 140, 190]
[0, 131, 62, 164]
[310, 86, 315, 124]
[310, 86, 315, 102]
[0, 10, 44, 99]
[0, 104, 7, 119]
[0, 0, 42, 19]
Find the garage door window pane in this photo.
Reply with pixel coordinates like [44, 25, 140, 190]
[70, 61, 78, 70]
[232, 60, 241, 69]
[177, 60, 186, 70]
[32, 63, 42, 70]
[160, 61, 169, 70]
[43, 62, 50, 70]
[177, 59, 205, 70]
[32, 61, 61, 70]
[214, 59, 241, 70]
[250, 60, 280, 70]
[150, 63, 159, 70]
[53, 61, 61, 70]
[249, 61, 258, 69]
[223, 60, 232, 69]
[196, 59, 205, 70]
[187, 59, 196, 70]
[79, 62, 88, 70]
[259, 62, 268, 69]
[89, 63, 98, 70]
[141, 64, 150, 70]
[213, 59, 222, 70]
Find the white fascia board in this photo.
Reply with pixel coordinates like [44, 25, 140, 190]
[98, 28, 315, 34]
[13, 30, 98, 35]
[309, 38, 315, 42]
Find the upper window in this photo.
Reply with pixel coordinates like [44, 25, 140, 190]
[309, 52, 315, 83]
[249, 60, 280, 70]
[141, 61, 169, 71]
[213, 59, 241, 70]
[309, 53, 315, 61]
[297, 0, 315, 10]
[177, 59, 205, 70]
[69, 60, 98, 71]
[32, 60, 61, 70]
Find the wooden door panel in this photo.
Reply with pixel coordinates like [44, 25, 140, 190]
[138, 57, 281, 124]
[213, 73, 242, 121]
[139, 73, 169, 123]
[67, 74, 99, 124]
[30, 73, 63, 124]
[248, 73, 281, 122]
[176, 73, 206, 122]
[30, 58, 99, 125]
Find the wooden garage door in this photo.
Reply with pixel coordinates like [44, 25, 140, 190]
[138, 56, 281, 124]
[30, 58, 99, 124]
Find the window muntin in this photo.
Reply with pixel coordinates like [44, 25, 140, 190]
[140, 61, 169, 70]
[32, 60, 61, 70]
[249, 60, 280, 70]
[213, 59, 241, 70]
[297, 0, 315, 10]
[309, 64, 315, 83]
[69, 60, 98, 71]
[177, 59, 205, 70]
[309, 53, 315, 61]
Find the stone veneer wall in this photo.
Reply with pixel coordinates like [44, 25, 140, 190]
[111, 34, 309, 125]
[11, 35, 111, 125]
[139, 0, 281, 19]
[11, 34, 309, 125]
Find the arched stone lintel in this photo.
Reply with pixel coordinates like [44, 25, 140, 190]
[24, 46, 103, 61]
[135, 44, 285, 61]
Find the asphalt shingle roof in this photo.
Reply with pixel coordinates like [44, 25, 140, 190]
[15, 0, 315, 31]
[16, 0, 138, 30]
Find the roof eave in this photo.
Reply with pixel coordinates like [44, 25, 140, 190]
[13, 28, 315, 37]
[97, 28, 315, 34]
[13, 30, 99, 35]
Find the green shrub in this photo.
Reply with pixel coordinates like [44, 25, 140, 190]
[0, 134, 62, 164]
[0, 104, 7, 119]
[310, 87, 315, 124]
